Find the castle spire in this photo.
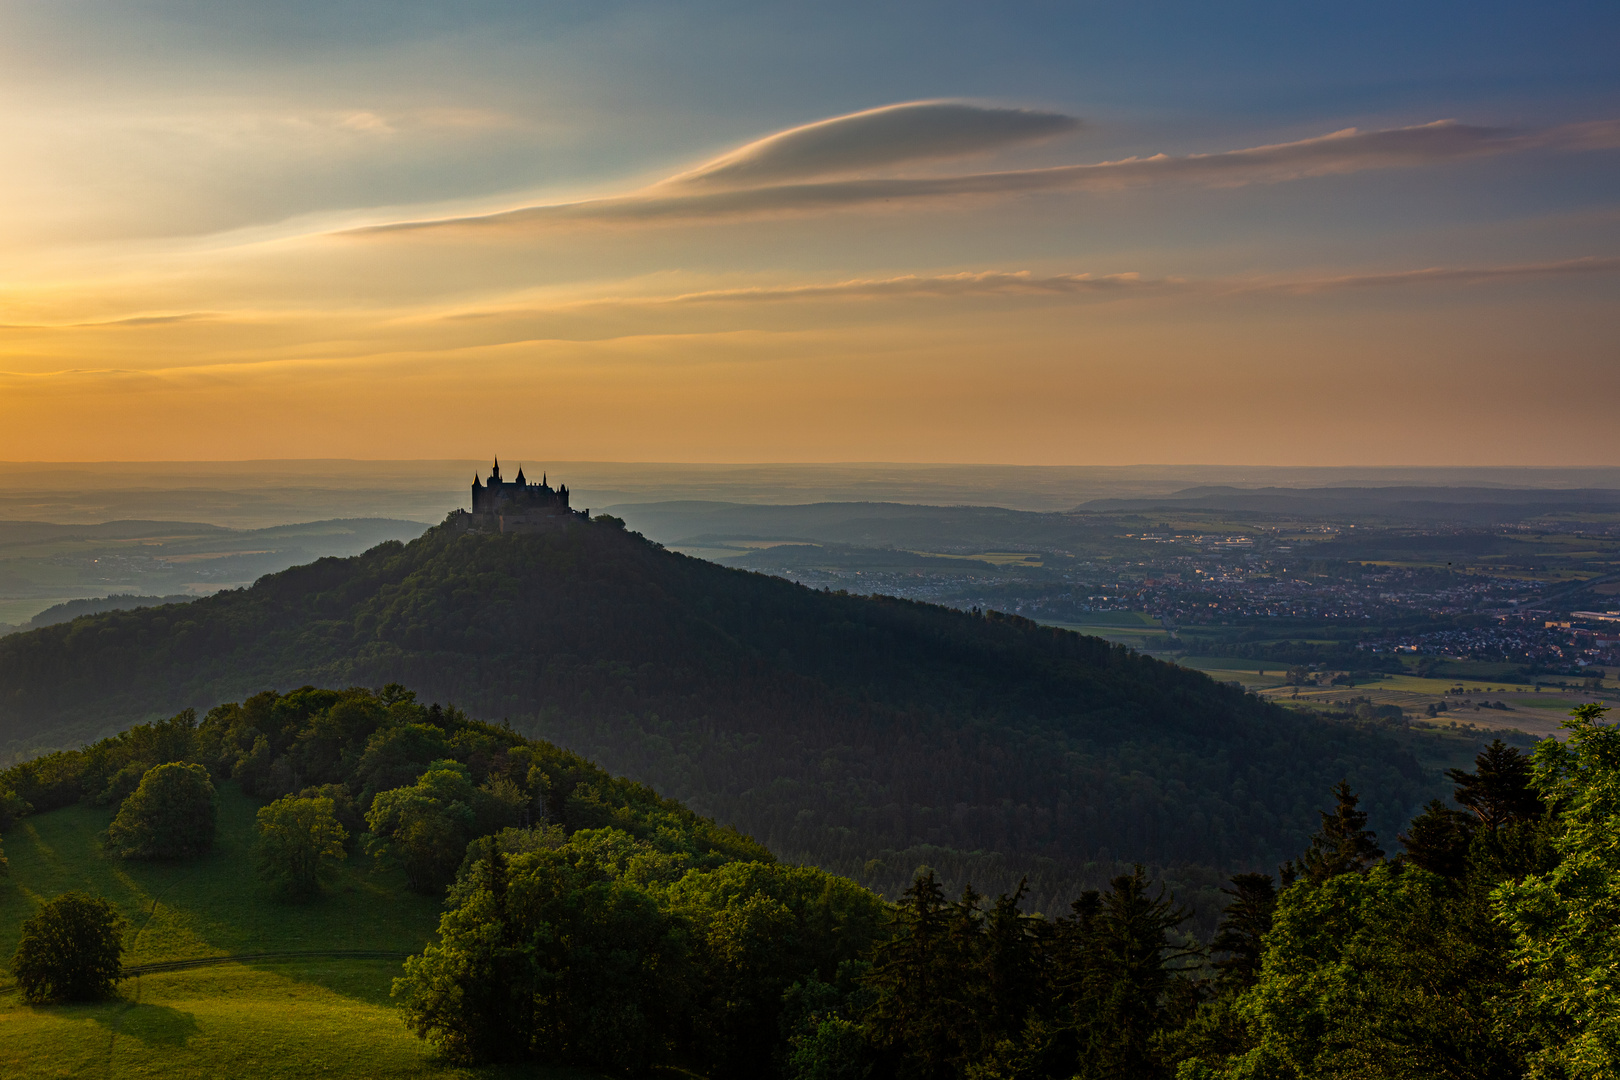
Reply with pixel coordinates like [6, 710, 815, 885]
[490, 456, 502, 483]
[515, 463, 526, 486]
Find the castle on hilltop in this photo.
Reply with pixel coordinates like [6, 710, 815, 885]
[445, 459, 587, 533]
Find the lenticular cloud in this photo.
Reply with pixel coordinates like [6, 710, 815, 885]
[348, 108, 1620, 237]
[661, 101, 1081, 190]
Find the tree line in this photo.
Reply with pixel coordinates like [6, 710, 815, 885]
[7, 685, 1620, 1076]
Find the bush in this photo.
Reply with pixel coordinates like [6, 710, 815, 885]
[257, 795, 348, 899]
[11, 892, 127, 1003]
[105, 762, 217, 860]
[0, 788, 30, 830]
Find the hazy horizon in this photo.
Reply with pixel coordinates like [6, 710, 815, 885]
[2, 459, 1619, 529]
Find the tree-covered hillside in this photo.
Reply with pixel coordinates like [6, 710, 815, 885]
[0, 516, 1435, 907]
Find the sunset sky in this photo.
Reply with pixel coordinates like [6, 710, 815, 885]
[2, 1, 1616, 465]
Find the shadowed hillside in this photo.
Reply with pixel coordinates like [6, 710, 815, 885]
[0, 516, 1436, 909]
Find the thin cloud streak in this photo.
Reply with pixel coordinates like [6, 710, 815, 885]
[442, 256, 1620, 318]
[1273, 255, 1620, 292]
[0, 259, 1609, 355]
[0, 312, 213, 331]
[352, 117, 1620, 236]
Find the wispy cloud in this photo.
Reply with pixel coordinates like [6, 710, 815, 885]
[440, 256, 1620, 319]
[0, 312, 213, 331]
[649, 270, 1157, 303]
[1269, 255, 1620, 292]
[350, 113, 1620, 236]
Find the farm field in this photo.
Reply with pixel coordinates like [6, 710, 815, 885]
[0, 783, 593, 1078]
[1173, 656, 1614, 740]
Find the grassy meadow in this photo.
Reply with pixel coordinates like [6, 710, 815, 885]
[0, 783, 594, 1078]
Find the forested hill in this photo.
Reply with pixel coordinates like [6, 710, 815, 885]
[0, 515, 1434, 907]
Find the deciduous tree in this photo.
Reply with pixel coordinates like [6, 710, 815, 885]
[256, 794, 348, 898]
[12, 892, 126, 1004]
[104, 762, 216, 860]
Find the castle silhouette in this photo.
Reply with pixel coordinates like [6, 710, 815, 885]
[447, 458, 586, 533]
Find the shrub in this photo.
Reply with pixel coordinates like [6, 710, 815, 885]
[0, 788, 31, 830]
[256, 795, 348, 899]
[105, 762, 217, 860]
[11, 892, 127, 1003]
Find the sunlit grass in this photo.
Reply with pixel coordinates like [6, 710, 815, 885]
[0, 783, 597, 1078]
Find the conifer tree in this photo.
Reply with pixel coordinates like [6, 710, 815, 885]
[1291, 780, 1383, 884]
[1397, 799, 1475, 878]
[1081, 867, 1198, 1079]
[1210, 872, 1276, 989]
[1448, 738, 1542, 830]
[864, 870, 973, 1080]
[975, 880, 1044, 1053]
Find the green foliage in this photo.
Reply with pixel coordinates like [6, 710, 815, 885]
[10, 891, 126, 1004]
[857, 867, 1198, 1080]
[105, 762, 217, 860]
[782, 964, 877, 1080]
[394, 829, 888, 1075]
[1208, 873, 1276, 990]
[669, 860, 891, 1079]
[0, 521, 1438, 907]
[365, 760, 479, 893]
[0, 786, 29, 829]
[2, 684, 767, 889]
[1287, 781, 1384, 885]
[1450, 738, 1544, 830]
[255, 794, 347, 899]
[1223, 863, 1523, 1080]
[1495, 704, 1620, 1080]
[1176, 741, 1557, 1080]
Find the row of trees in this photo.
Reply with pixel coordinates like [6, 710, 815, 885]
[387, 705, 1620, 1079]
[9, 688, 1619, 1077]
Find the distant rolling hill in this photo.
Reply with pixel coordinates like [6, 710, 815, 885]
[0, 517, 431, 632]
[0, 515, 1435, 910]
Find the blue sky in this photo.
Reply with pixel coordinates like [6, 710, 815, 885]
[0, 1, 1615, 464]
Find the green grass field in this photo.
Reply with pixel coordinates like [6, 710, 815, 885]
[0, 783, 594, 1078]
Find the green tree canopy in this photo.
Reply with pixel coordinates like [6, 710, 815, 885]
[11, 892, 127, 1004]
[104, 761, 216, 860]
[365, 759, 478, 893]
[256, 794, 348, 899]
[1496, 704, 1620, 1080]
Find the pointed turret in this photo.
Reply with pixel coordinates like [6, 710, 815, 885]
[515, 465, 527, 486]
[490, 457, 502, 483]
